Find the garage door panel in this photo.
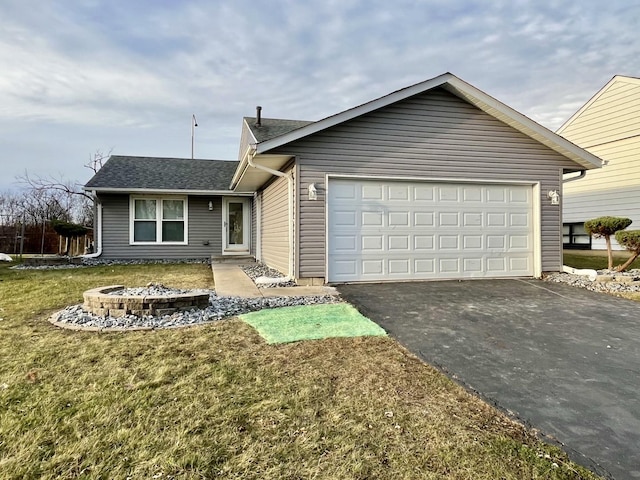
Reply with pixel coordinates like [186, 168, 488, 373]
[333, 210, 357, 226]
[362, 184, 383, 200]
[415, 235, 435, 250]
[389, 211, 410, 226]
[415, 212, 435, 226]
[486, 213, 506, 226]
[463, 186, 483, 201]
[463, 258, 483, 272]
[328, 179, 535, 282]
[414, 186, 435, 201]
[362, 260, 383, 275]
[439, 258, 460, 273]
[487, 235, 506, 249]
[333, 183, 357, 199]
[463, 212, 482, 226]
[388, 236, 410, 250]
[388, 185, 410, 201]
[439, 212, 460, 226]
[463, 235, 483, 249]
[362, 236, 383, 251]
[439, 186, 459, 201]
[333, 235, 357, 252]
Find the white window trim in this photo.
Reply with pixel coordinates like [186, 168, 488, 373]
[129, 195, 189, 245]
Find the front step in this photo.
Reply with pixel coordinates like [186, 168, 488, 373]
[211, 255, 256, 265]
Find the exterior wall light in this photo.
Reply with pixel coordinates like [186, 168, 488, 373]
[548, 190, 560, 205]
[208, 201, 213, 211]
[308, 183, 318, 201]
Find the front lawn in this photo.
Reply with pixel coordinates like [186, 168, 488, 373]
[563, 249, 640, 270]
[0, 262, 601, 479]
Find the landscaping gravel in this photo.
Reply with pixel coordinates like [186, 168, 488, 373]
[242, 262, 297, 287]
[53, 288, 341, 330]
[106, 283, 201, 296]
[544, 269, 640, 294]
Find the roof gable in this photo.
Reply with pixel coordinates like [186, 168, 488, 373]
[85, 156, 239, 193]
[556, 75, 640, 145]
[250, 73, 601, 171]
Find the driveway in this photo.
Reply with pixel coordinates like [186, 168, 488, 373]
[337, 279, 640, 480]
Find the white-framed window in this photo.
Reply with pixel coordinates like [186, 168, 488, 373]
[129, 196, 188, 244]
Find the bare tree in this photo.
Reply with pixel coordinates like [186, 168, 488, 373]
[84, 149, 111, 173]
[4, 148, 111, 254]
[16, 148, 112, 225]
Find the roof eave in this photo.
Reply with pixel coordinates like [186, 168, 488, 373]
[83, 187, 251, 196]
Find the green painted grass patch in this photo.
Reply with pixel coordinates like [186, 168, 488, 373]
[240, 303, 386, 344]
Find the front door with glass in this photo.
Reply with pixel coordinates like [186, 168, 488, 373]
[223, 198, 250, 253]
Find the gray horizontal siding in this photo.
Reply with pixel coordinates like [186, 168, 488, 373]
[259, 167, 292, 275]
[270, 88, 577, 278]
[99, 194, 222, 259]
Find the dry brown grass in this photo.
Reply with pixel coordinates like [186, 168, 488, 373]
[0, 262, 601, 479]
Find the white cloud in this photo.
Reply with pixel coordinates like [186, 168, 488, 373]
[0, 0, 638, 190]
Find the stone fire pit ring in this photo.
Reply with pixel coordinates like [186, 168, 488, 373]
[83, 285, 210, 318]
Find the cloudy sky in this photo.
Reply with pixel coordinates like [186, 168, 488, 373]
[0, 0, 637, 191]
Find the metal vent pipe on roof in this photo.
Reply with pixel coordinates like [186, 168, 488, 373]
[256, 106, 262, 127]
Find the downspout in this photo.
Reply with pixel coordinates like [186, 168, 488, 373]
[246, 146, 295, 279]
[81, 191, 102, 258]
[560, 169, 597, 280]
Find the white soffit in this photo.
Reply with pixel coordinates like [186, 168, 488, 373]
[233, 155, 293, 191]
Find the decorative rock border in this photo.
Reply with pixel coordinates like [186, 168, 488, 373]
[83, 285, 210, 318]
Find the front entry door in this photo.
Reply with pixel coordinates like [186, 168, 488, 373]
[223, 198, 250, 254]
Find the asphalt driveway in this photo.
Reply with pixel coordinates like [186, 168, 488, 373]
[337, 279, 640, 480]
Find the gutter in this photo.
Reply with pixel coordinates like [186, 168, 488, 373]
[246, 145, 295, 279]
[81, 191, 102, 258]
[563, 170, 586, 183]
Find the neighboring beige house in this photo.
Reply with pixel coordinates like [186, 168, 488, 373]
[87, 73, 602, 283]
[559, 75, 640, 250]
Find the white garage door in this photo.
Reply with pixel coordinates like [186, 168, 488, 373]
[327, 178, 535, 282]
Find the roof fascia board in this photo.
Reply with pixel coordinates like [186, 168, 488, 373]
[442, 77, 602, 169]
[84, 187, 251, 196]
[243, 117, 258, 143]
[255, 73, 453, 154]
[556, 75, 640, 134]
[230, 144, 253, 190]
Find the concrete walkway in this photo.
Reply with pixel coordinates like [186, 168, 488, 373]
[211, 263, 336, 298]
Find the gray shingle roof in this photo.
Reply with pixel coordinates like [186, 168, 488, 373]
[244, 117, 313, 143]
[85, 156, 238, 191]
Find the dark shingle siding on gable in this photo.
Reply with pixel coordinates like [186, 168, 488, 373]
[244, 117, 313, 143]
[85, 156, 239, 191]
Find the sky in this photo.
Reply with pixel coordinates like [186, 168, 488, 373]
[0, 0, 638, 192]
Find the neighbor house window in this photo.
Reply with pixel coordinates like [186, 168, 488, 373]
[130, 197, 187, 244]
[563, 223, 591, 250]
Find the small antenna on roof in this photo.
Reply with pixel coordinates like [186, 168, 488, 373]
[191, 114, 198, 159]
[255, 106, 262, 127]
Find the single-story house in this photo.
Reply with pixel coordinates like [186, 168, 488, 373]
[85, 72, 602, 283]
[559, 75, 640, 250]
